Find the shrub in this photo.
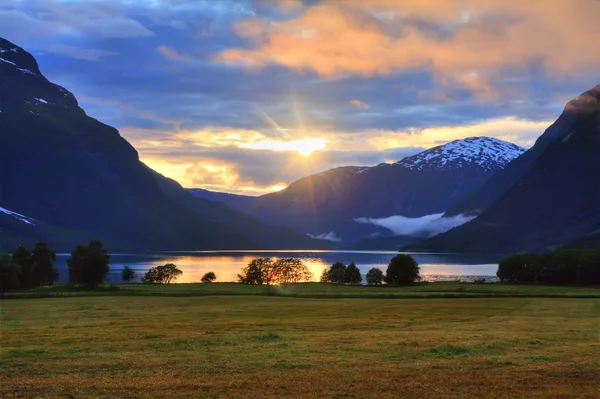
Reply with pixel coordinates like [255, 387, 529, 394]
[201, 271, 216, 283]
[385, 254, 420, 284]
[366, 267, 384, 285]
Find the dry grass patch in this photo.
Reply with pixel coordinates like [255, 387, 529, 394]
[1, 296, 599, 398]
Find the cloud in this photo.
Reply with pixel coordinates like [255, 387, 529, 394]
[214, 1, 600, 98]
[0, 1, 154, 40]
[350, 99, 369, 109]
[157, 45, 191, 60]
[307, 231, 342, 242]
[47, 44, 118, 61]
[355, 213, 475, 237]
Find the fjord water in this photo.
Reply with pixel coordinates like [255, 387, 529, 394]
[53, 251, 503, 283]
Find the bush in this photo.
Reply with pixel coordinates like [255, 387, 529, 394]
[142, 264, 182, 284]
[366, 267, 384, 285]
[67, 240, 109, 289]
[385, 254, 420, 284]
[201, 271, 216, 283]
[344, 263, 362, 284]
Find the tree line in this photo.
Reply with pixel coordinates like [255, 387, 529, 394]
[497, 248, 600, 284]
[0, 240, 112, 293]
[238, 254, 421, 285]
[320, 254, 420, 285]
[0, 241, 204, 293]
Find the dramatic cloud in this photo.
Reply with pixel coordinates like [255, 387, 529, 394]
[1, 0, 597, 194]
[356, 213, 476, 238]
[215, 1, 600, 98]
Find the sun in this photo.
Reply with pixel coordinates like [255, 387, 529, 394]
[292, 138, 327, 156]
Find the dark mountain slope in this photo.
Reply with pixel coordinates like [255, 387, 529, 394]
[186, 188, 257, 213]
[0, 37, 320, 251]
[420, 86, 600, 253]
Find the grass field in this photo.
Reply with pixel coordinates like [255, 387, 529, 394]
[1, 290, 599, 398]
[7, 282, 600, 299]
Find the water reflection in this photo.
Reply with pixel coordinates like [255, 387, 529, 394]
[53, 251, 502, 283]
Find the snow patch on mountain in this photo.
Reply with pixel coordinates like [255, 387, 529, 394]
[397, 137, 525, 171]
[0, 206, 37, 225]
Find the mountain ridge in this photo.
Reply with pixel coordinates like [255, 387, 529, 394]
[189, 137, 525, 242]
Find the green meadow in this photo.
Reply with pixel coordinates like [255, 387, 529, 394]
[1, 284, 599, 398]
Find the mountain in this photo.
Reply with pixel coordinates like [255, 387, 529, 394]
[418, 85, 600, 253]
[186, 188, 257, 211]
[0, 37, 322, 251]
[189, 137, 525, 242]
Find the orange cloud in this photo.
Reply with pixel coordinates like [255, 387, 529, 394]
[214, 1, 600, 98]
[350, 99, 370, 109]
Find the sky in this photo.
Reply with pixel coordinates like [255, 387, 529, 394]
[2, 0, 599, 195]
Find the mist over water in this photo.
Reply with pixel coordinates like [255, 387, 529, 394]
[355, 213, 476, 237]
[53, 251, 502, 284]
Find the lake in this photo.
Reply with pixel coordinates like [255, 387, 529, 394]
[53, 251, 504, 283]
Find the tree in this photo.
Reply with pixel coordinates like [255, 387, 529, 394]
[201, 271, 216, 283]
[238, 258, 274, 285]
[274, 258, 313, 284]
[0, 253, 21, 295]
[320, 268, 329, 283]
[385, 254, 420, 284]
[344, 263, 362, 285]
[67, 240, 110, 288]
[238, 258, 313, 284]
[142, 264, 182, 284]
[31, 242, 58, 286]
[366, 267, 384, 285]
[496, 249, 600, 285]
[12, 245, 33, 288]
[121, 265, 135, 283]
[328, 262, 347, 284]
[497, 253, 540, 283]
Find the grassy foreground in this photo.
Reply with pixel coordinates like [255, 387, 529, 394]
[6, 281, 600, 299]
[2, 294, 600, 398]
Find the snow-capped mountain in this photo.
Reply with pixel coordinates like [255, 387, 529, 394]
[396, 137, 525, 171]
[189, 136, 526, 243]
[421, 85, 600, 253]
[0, 37, 80, 116]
